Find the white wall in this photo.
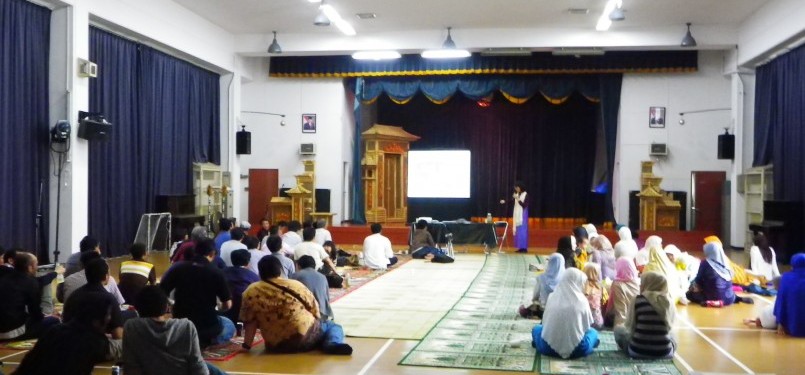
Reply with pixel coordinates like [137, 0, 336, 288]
[237, 59, 354, 222]
[737, 0, 805, 67]
[615, 51, 733, 234]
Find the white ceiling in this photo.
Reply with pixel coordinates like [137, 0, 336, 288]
[174, 0, 768, 36]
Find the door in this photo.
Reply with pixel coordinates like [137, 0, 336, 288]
[691, 171, 726, 232]
[384, 154, 400, 218]
[248, 169, 279, 233]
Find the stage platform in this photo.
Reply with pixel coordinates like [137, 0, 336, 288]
[329, 224, 718, 253]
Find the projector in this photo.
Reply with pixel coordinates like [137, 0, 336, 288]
[78, 111, 112, 141]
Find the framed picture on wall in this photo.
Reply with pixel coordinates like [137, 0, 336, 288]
[649, 107, 666, 128]
[302, 114, 317, 133]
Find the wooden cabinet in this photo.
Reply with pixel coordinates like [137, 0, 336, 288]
[361, 124, 419, 224]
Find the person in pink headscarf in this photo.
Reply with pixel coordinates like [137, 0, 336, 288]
[604, 257, 640, 327]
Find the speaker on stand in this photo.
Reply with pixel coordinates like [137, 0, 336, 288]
[236, 125, 251, 155]
[718, 128, 734, 160]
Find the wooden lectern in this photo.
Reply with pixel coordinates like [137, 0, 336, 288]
[361, 124, 419, 224]
[637, 161, 681, 230]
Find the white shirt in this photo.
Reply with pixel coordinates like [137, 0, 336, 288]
[363, 233, 394, 270]
[63, 271, 125, 305]
[293, 241, 330, 271]
[749, 245, 781, 281]
[220, 239, 247, 267]
[314, 228, 333, 245]
[247, 249, 270, 275]
[283, 231, 303, 248]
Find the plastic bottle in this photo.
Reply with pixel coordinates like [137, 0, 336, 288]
[486, 213, 493, 223]
[344, 273, 351, 288]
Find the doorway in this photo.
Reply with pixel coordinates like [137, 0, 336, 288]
[690, 171, 726, 232]
[248, 169, 279, 232]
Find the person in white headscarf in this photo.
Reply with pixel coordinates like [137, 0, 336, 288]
[520, 253, 565, 318]
[635, 235, 662, 271]
[615, 271, 677, 359]
[663, 244, 700, 290]
[614, 226, 638, 259]
[589, 235, 616, 281]
[532, 268, 600, 359]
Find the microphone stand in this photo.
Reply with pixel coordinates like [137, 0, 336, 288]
[35, 179, 45, 262]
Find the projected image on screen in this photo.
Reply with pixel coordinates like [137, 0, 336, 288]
[408, 150, 471, 198]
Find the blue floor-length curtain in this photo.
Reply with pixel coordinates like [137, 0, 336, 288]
[0, 0, 51, 258]
[753, 43, 805, 247]
[600, 74, 623, 222]
[89, 27, 220, 256]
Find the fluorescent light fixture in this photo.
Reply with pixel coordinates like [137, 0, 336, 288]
[421, 49, 471, 59]
[319, 3, 356, 36]
[552, 47, 605, 56]
[596, 0, 621, 31]
[480, 48, 532, 57]
[352, 51, 401, 60]
[421, 27, 470, 59]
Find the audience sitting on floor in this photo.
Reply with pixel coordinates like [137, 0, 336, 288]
[118, 242, 157, 304]
[294, 228, 337, 273]
[123, 286, 227, 375]
[13, 290, 118, 375]
[292, 255, 334, 320]
[220, 227, 247, 267]
[256, 218, 271, 243]
[532, 268, 600, 359]
[583, 263, 605, 329]
[0, 252, 59, 340]
[168, 228, 189, 261]
[60, 251, 126, 305]
[663, 244, 700, 289]
[0, 247, 15, 278]
[240, 256, 352, 355]
[1, 247, 61, 315]
[749, 233, 781, 283]
[160, 238, 234, 348]
[244, 235, 268, 276]
[409, 220, 453, 263]
[363, 223, 398, 270]
[62, 257, 125, 360]
[323, 240, 353, 267]
[635, 235, 662, 272]
[614, 226, 639, 259]
[222, 249, 259, 324]
[572, 226, 590, 268]
[520, 253, 565, 318]
[774, 253, 805, 337]
[643, 239, 688, 305]
[171, 225, 208, 264]
[214, 218, 233, 251]
[264, 235, 295, 279]
[314, 219, 333, 246]
[605, 257, 640, 327]
[556, 236, 575, 270]
[282, 220, 303, 253]
[687, 240, 752, 306]
[615, 271, 677, 359]
[588, 234, 616, 281]
[64, 235, 101, 277]
[744, 276, 782, 330]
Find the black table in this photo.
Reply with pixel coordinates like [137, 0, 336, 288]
[410, 222, 497, 248]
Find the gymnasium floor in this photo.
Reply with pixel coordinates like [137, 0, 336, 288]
[1, 247, 802, 375]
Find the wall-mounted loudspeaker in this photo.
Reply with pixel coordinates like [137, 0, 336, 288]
[717, 129, 734, 160]
[236, 125, 251, 155]
[78, 111, 112, 140]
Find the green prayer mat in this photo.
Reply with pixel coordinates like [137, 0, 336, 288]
[537, 331, 683, 375]
[400, 254, 539, 372]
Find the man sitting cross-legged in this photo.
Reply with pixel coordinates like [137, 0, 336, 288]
[292, 255, 333, 321]
[122, 286, 227, 375]
[240, 256, 352, 355]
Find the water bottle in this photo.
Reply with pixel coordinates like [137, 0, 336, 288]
[486, 213, 493, 223]
[111, 365, 121, 375]
[344, 273, 351, 288]
[236, 322, 244, 337]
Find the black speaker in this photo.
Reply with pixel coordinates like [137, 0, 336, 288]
[78, 111, 112, 141]
[717, 131, 734, 160]
[315, 189, 331, 212]
[236, 127, 251, 155]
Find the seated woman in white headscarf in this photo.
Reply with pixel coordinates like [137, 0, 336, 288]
[643, 241, 688, 305]
[635, 235, 662, 273]
[604, 257, 640, 327]
[589, 235, 616, 281]
[520, 253, 565, 318]
[614, 271, 677, 359]
[614, 226, 638, 259]
[532, 268, 600, 359]
[663, 244, 700, 290]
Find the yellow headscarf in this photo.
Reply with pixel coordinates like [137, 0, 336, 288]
[643, 246, 682, 303]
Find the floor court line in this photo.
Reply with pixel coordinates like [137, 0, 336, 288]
[678, 316, 755, 374]
[357, 338, 394, 375]
[674, 353, 694, 373]
[0, 351, 27, 361]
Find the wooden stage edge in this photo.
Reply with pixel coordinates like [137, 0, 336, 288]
[329, 225, 718, 253]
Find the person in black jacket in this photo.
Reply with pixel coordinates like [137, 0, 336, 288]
[0, 253, 59, 340]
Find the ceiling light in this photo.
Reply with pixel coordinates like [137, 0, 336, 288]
[596, 0, 621, 31]
[352, 51, 401, 60]
[567, 8, 589, 15]
[314, 9, 330, 26]
[552, 47, 605, 56]
[680, 22, 697, 47]
[480, 48, 532, 57]
[422, 27, 471, 59]
[356, 12, 376, 19]
[318, 2, 356, 36]
[267, 31, 282, 54]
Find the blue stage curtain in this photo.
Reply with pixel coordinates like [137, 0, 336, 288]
[599, 74, 623, 221]
[350, 78, 366, 224]
[0, 0, 50, 258]
[89, 28, 220, 256]
[753, 43, 805, 223]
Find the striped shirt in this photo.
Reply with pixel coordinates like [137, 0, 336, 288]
[628, 295, 673, 358]
[119, 260, 156, 304]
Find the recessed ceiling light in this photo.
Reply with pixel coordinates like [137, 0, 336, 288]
[567, 8, 589, 15]
[356, 12, 377, 19]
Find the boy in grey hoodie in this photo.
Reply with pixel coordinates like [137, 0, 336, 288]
[122, 286, 226, 375]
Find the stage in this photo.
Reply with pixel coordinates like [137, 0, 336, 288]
[329, 224, 718, 254]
